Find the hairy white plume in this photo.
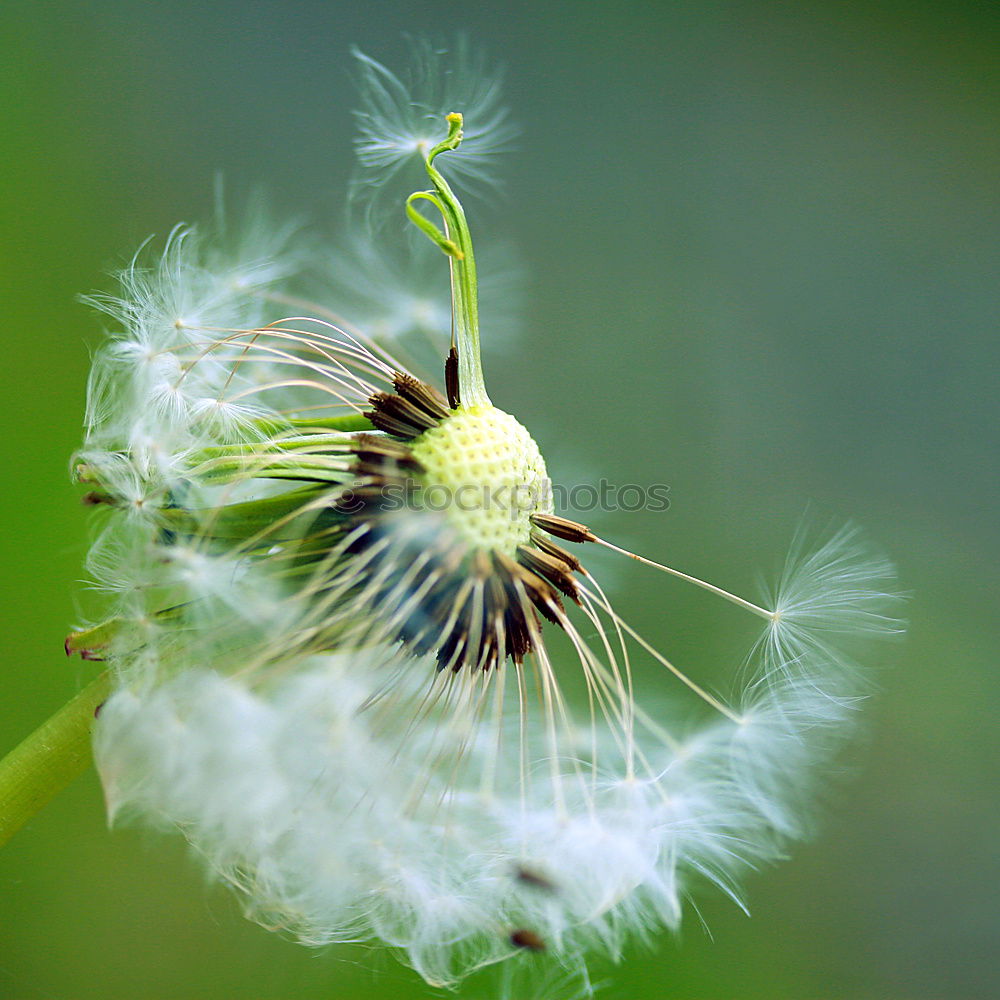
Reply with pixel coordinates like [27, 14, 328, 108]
[350, 38, 516, 216]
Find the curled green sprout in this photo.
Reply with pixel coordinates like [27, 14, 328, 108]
[406, 113, 490, 406]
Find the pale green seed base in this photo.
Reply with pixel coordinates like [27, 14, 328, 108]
[410, 405, 553, 554]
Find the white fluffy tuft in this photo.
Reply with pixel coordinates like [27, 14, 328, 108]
[91, 521, 901, 989]
[758, 524, 903, 687]
[350, 37, 516, 217]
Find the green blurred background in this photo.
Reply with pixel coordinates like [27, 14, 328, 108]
[1, 1, 997, 998]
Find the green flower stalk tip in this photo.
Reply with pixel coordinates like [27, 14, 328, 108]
[406, 111, 489, 407]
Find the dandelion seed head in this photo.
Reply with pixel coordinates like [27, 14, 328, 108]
[72, 40, 905, 997]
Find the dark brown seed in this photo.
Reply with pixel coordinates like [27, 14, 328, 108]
[80, 491, 115, 506]
[365, 391, 439, 439]
[514, 865, 557, 892]
[352, 434, 421, 463]
[530, 513, 597, 544]
[362, 408, 419, 440]
[496, 551, 565, 625]
[510, 928, 546, 952]
[530, 531, 584, 573]
[392, 372, 450, 421]
[445, 346, 461, 409]
[516, 545, 581, 602]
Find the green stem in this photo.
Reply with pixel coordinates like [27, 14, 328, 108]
[159, 484, 328, 539]
[191, 455, 352, 485]
[250, 414, 374, 435]
[0, 671, 112, 848]
[407, 113, 490, 407]
[191, 434, 355, 461]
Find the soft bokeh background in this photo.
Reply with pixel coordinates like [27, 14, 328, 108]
[1, 1, 997, 998]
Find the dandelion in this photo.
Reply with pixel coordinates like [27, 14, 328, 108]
[55, 41, 903, 994]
